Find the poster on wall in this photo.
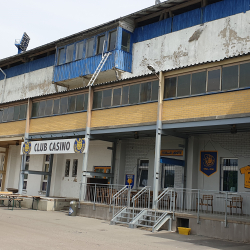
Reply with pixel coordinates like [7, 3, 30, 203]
[125, 174, 134, 188]
[200, 151, 217, 177]
[240, 166, 250, 188]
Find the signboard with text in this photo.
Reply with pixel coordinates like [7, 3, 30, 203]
[160, 149, 183, 157]
[125, 174, 134, 188]
[20, 138, 85, 155]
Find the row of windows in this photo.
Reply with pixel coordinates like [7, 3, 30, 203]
[93, 80, 158, 109]
[57, 29, 131, 65]
[0, 104, 27, 123]
[164, 62, 250, 99]
[32, 93, 88, 118]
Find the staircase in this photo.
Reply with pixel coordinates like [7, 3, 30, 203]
[110, 207, 172, 232]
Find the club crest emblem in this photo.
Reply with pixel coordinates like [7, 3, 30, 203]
[22, 142, 31, 155]
[74, 138, 85, 153]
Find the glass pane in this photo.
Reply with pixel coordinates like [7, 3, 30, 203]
[191, 71, 206, 95]
[97, 35, 105, 54]
[13, 106, 20, 120]
[0, 110, 2, 123]
[60, 97, 68, 114]
[44, 99, 53, 116]
[86, 38, 94, 58]
[151, 81, 158, 101]
[223, 171, 238, 192]
[93, 91, 102, 109]
[58, 48, 65, 65]
[66, 44, 74, 63]
[76, 41, 84, 60]
[112, 88, 121, 106]
[65, 159, 70, 177]
[84, 93, 88, 111]
[2, 108, 8, 122]
[122, 86, 129, 105]
[177, 75, 191, 97]
[164, 77, 176, 98]
[45, 155, 50, 162]
[140, 82, 151, 103]
[164, 170, 175, 188]
[122, 30, 130, 53]
[108, 31, 117, 51]
[222, 65, 238, 91]
[76, 94, 84, 111]
[102, 89, 112, 107]
[207, 69, 220, 92]
[23, 181, 27, 190]
[53, 99, 60, 115]
[38, 100, 46, 117]
[223, 159, 238, 167]
[42, 182, 47, 191]
[72, 159, 78, 177]
[129, 84, 140, 104]
[19, 104, 27, 120]
[7, 106, 14, 121]
[32, 103, 39, 118]
[139, 169, 148, 187]
[68, 96, 76, 112]
[239, 62, 250, 88]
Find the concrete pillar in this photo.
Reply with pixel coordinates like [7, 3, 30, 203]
[114, 140, 126, 186]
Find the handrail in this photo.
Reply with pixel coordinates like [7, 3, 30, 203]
[132, 186, 150, 217]
[113, 185, 128, 199]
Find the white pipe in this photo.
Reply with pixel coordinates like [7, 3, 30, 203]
[0, 68, 6, 103]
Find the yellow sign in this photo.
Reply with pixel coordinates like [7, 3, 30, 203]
[160, 149, 183, 156]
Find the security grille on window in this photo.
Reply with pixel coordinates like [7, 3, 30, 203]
[162, 165, 175, 188]
[221, 158, 238, 192]
[138, 160, 149, 187]
[41, 155, 50, 192]
[65, 159, 70, 177]
[23, 155, 30, 190]
[72, 159, 78, 177]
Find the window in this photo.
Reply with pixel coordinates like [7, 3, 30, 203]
[93, 91, 102, 109]
[65, 159, 70, 177]
[53, 99, 60, 115]
[66, 44, 74, 63]
[239, 62, 250, 88]
[94, 166, 111, 183]
[221, 158, 238, 192]
[76, 94, 84, 111]
[45, 99, 53, 116]
[0, 110, 3, 123]
[7, 106, 14, 121]
[138, 160, 149, 187]
[97, 35, 105, 54]
[72, 159, 78, 177]
[112, 88, 121, 106]
[38, 101, 46, 117]
[32, 103, 39, 118]
[121, 30, 131, 53]
[13, 106, 20, 120]
[2, 108, 8, 122]
[19, 104, 27, 120]
[207, 69, 221, 92]
[222, 65, 238, 91]
[86, 38, 94, 58]
[102, 89, 112, 107]
[151, 81, 158, 101]
[76, 41, 84, 60]
[122, 86, 129, 105]
[108, 31, 117, 51]
[58, 48, 65, 65]
[162, 165, 175, 188]
[164, 77, 177, 98]
[23, 155, 30, 190]
[191, 71, 206, 95]
[140, 82, 151, 103]
[129, 84, 140, 104]
[177, 74, 191, 97]
[60, 97, 68, 114]
[41, 155, 50, 192]
[67, 96, 76, 113]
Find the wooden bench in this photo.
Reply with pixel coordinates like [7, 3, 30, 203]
[0, 192, 13, 206]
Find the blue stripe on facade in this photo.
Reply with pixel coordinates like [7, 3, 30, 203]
[0, 54, 55, 81]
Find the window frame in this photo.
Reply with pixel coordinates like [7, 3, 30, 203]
[65, 43, 75, 63]
[57, 47, 66, 65]
[86, 37, 95, 58]
[137, 159, 149, 188]
[108, 30, 117, 51]
[75, 40, 85, 61]
[97, 34, 106, 55]
[23, 155, 30, 191]
[41, 155, 50, 192]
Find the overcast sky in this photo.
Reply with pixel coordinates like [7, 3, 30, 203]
[0, 0, 156, 60]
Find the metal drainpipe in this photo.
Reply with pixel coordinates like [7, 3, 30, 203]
[0, 68, 6, 103]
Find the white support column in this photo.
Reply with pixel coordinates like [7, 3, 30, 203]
[153, 71, 164, 208]
[79, 86, 93, 201]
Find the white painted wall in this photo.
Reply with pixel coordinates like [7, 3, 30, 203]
[0, 66, 66, 103]
[122, 11, 250, 78]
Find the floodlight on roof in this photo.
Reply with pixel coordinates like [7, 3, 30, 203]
[15, 32, 30, 54]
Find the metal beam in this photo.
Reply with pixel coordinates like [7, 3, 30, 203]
[91, 125, 156, 135]
[22, 170, 51, 175]
[29, 131, 86, 140]
[162, 130, 187, 139]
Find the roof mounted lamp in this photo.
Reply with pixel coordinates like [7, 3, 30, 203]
[15, 32, 30, 54]
[147, 65, 159, 79]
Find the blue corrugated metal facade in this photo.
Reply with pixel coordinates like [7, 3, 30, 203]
[53, 50, 132, 82]
[203, 0, 250, 23]
[133, 0, 250, 43]
[0, 54, 55, 81]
